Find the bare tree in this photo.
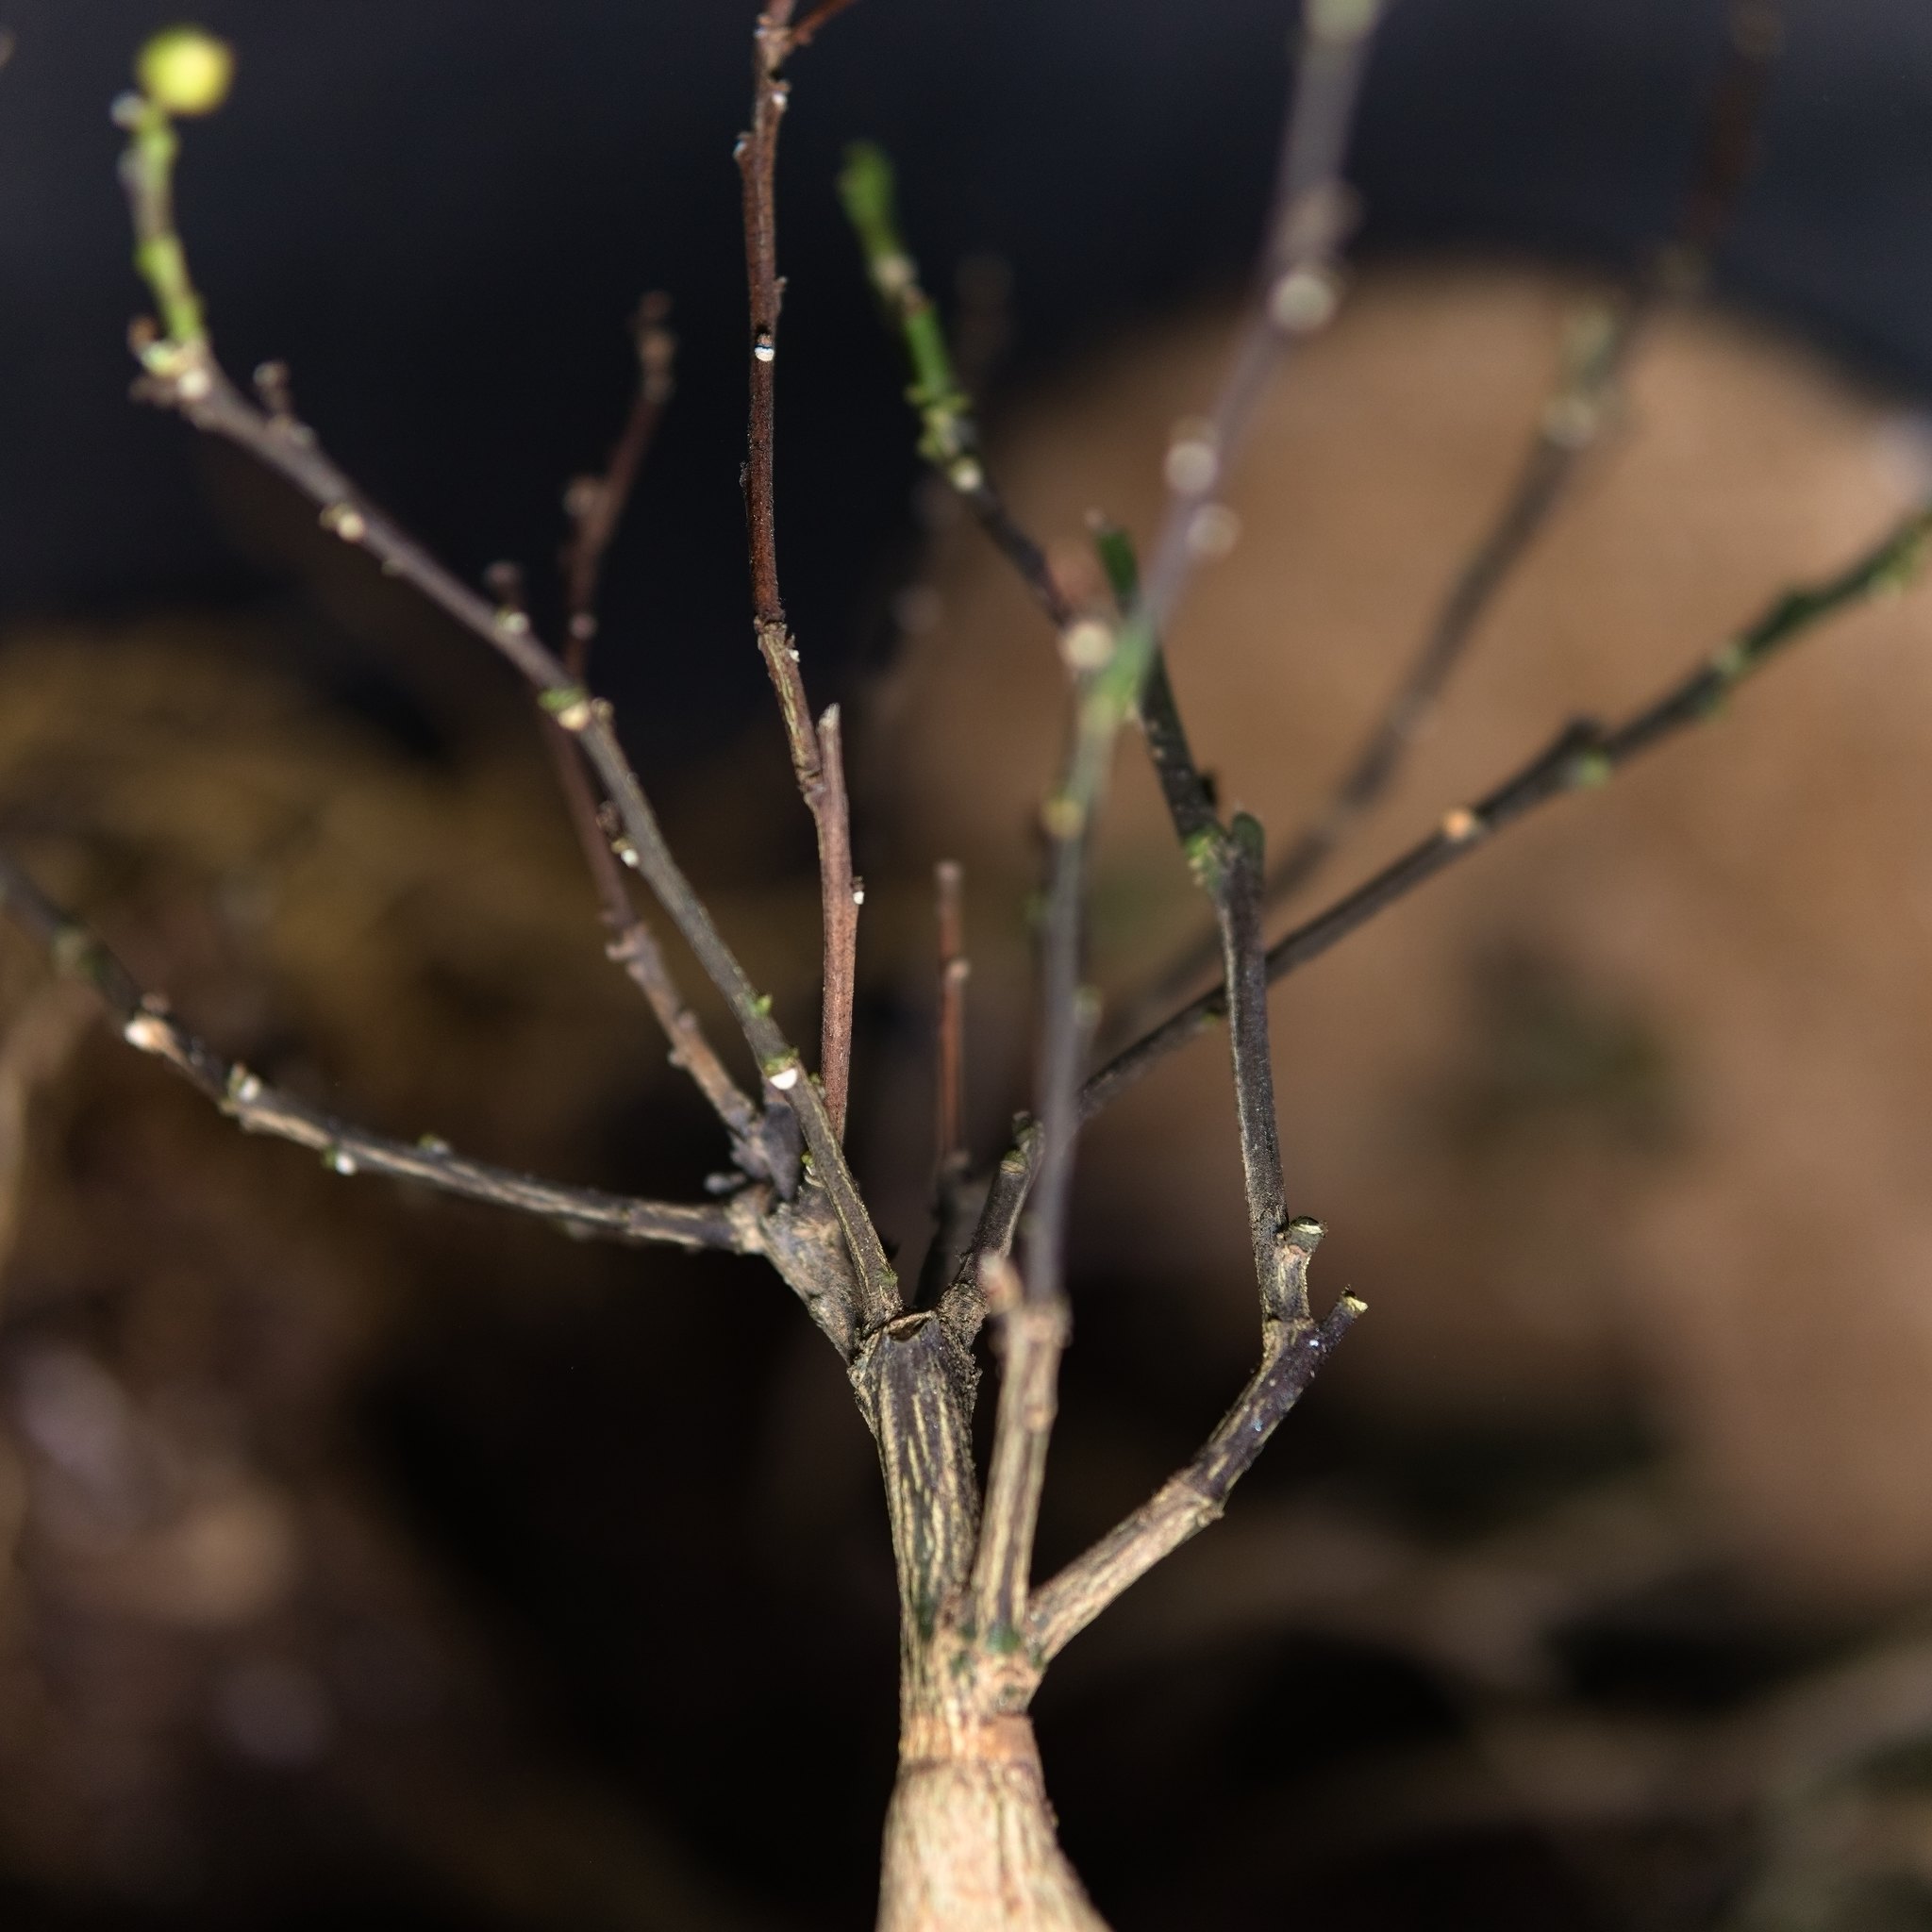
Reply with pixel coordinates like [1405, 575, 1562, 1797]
[3, 5, 1927, 1925]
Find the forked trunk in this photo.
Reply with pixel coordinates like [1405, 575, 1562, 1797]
[852, 1311, 1110, 1929]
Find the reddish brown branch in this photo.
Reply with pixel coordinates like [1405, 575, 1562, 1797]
[790, 0, 862, 52]
[736, 1, 861, 1144]
[539, 301, 776, 1170]
[561, 291, 676, 668]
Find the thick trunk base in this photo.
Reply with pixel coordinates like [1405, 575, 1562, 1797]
[878, 1713, 1107, 1932]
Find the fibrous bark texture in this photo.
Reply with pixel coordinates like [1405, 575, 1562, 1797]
[880, 1716, 1105, 1932]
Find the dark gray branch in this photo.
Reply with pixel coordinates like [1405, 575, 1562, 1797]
[0, 854, 751, 1256]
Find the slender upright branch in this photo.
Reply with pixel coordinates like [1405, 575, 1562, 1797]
[561, 292, 676, 655]
[1094, 525, 1297, 1317]
[1209, 815, 1300, 1316]
[1124, 0, 1380, 657]
[0, 856, 751, 1255]
[737, 1, 861, 1148]
[118, 75, 897, 1327]
[1090, 517, 1220, 846]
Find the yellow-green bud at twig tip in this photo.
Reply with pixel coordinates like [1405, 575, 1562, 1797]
[137, 27, 235, 116]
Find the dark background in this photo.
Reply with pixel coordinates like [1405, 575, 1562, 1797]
[4, 0, 1931, 751]
[3, 4, 1932, 1928]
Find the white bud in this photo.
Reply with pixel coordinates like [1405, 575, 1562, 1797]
[1058, 620, 1115, 672]
[1187, 504, 1242, 560]
[1268, 265, 1341, 336]
[1164, 433, 1219, 496]
[768, 1062, 801, 1091]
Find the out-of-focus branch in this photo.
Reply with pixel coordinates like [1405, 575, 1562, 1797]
[1084, 504, 1932, 1119]
[934, 859, 968, 1182]
[1092, 0, 1782, 1047]
[968, 1257, 1068, 1641]
[1251, 0, 1785, 917]
[0, 981, 94, 1320]
[0, 855, 753, 1255]
[964, 0, 1384, 1655]
[561, 292, 676, 660]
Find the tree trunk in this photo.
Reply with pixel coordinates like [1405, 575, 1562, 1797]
[850, 1310, 1109, 1930]
[879, 1710, 1106, 1932]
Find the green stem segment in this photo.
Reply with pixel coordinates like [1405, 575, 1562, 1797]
[122, 94, 206, 349]
[838, 142, 973, 474]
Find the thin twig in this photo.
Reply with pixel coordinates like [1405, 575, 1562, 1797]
[561, 291, 676, 662]
[1090, 516, 1221, 849]
[536, 301, 776, 1170]
[1094, 525, 1298, 1318]
[0, 855, 752, 1255]
[839, 142, 1075, 629]
[1210, 815, 1300, 1317]
[737, 2, 862, 1151]
[934, 1119, 1036, 1347]
[907, 863, 974, 1313]
[789, 0, 862, 51]
[1124, 0, 1380, 658]
[118, 92, 898, 1326]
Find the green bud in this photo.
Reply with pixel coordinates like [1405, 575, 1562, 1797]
[138, 27, 235, 117]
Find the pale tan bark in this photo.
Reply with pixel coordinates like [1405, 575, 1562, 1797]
[879, 1714, 1107, 1932]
